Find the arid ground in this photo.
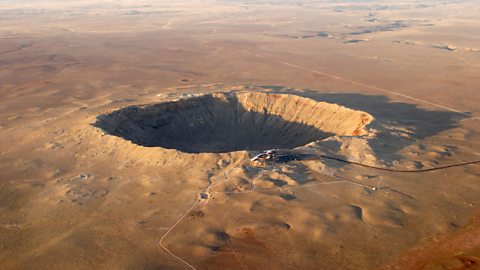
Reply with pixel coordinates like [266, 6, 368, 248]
[1, 1, 480, 269]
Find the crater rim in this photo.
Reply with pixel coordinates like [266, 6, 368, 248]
[94, 91, 374, 153]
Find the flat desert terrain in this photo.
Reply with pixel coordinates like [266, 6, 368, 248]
[1, 1, 480, 269]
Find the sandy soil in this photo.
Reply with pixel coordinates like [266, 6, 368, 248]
[1, 1, 480, 269]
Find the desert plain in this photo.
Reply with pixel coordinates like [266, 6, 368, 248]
[1, 0, 480, 269]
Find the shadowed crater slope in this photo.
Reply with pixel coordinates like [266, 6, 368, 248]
[94, 92, 373, 153]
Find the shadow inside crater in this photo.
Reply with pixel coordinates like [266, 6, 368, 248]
[93, 93, 335, 153]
